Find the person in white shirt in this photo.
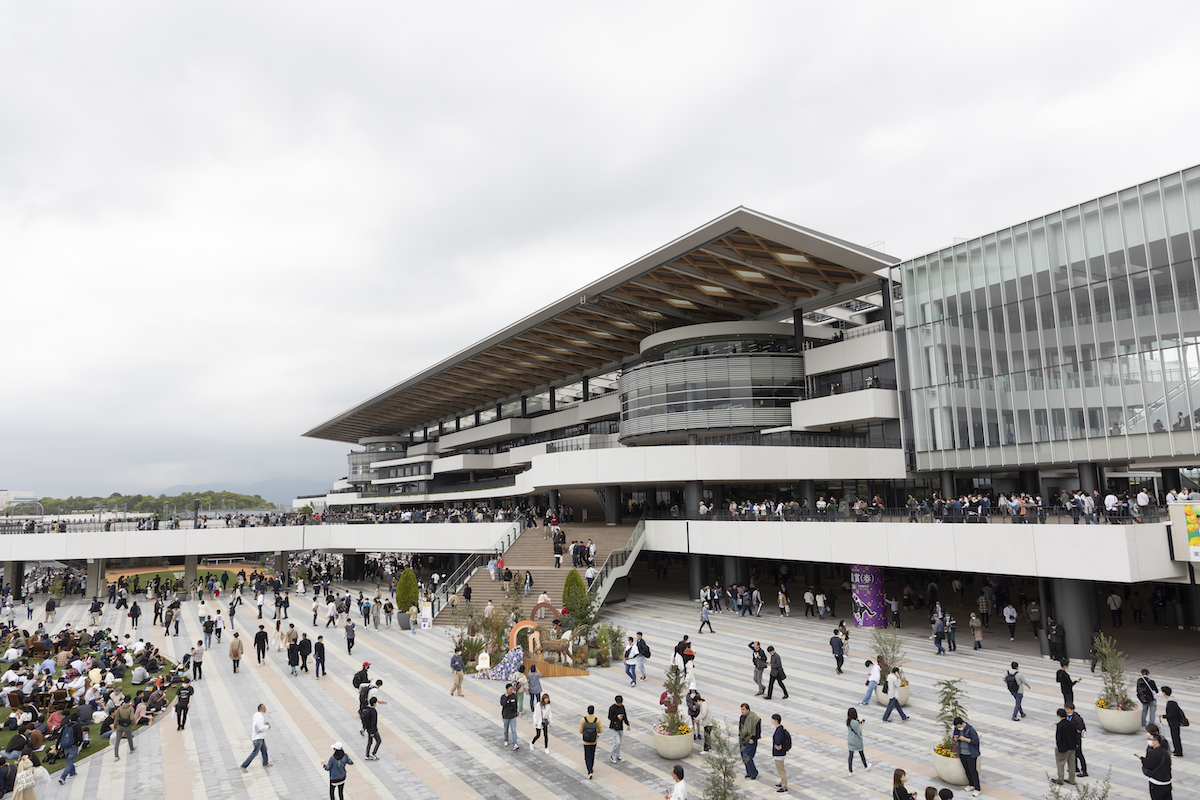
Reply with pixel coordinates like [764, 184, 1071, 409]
[1137, 490, 1151, 510]
[585, 566, 597, 588]
[1166, 489, 1178, 504]
[1, 668, 21, 686]
[1003, 603, 1018, 640]
[240, 704, 271, 770]
[664, 765, 687, 800]
[861, 660, 882, 705]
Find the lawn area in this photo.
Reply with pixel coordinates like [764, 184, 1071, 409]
[103, 568, 275, 593]
[0, 658, 179, 774]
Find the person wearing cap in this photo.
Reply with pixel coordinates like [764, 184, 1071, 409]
[229, 632, 244, 673]
[322, 742, 354, 800]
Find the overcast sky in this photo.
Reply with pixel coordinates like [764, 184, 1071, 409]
[4, 2, 1200, 501]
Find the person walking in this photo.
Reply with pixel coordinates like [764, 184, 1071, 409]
[312, 597, 320, 626]
[526, 663, 543, 711]
[531, 694, 552, 752]
[254, 625, 269, 665]
[228, 632, 244, 673]
[739, 702, 761, 780]
[1003, 602, 1018, 640]
[322, 743, 355, 800]
[55, 710, 84, 787]
[698, 602, 714, 634]
[191, 641, 205, 680]
[845, 707, 869, 775]
[750, 641, 768, 696]
[1065, 702, 1089, 777]
[1056, 660, 1080, 707]
[969, 612, 983, 650]
[1160, 687, 1186, 757]
[952, 717, 981, 797]
[345, 619, 356, 655]
[1006, 661, 1031, 721]
[1052, 708, 1078, 786]
[881, 667, 908, 722]
[931, 616, 946, 656]
[772, 713, 792, 792]
[608, 695, 630, 763]
[635, 632, 651, 681]
[363, 697, 382, 760]
[500, 683, 520, 750]
[287, 639, 300, 676]
[175, 676, 195, 730]
[408, 604, 419, 635]
[623, 637, 639, 687]
[580, 704, 602, 779]
[450, 648, 465, 697]
[765, 646, 789, 700]
[829, 629, 845, 674]
[664, 765, 688, 800]
[1138, 669, 1160, 729]
[111, 696, 136, 760]
[314, 635, 327, 679]
[862, 660, 881, 705]
[1047, 618, 1064, 661]
[240, 704, 271, 771]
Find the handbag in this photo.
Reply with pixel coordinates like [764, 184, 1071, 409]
[15, 768, 34, 791]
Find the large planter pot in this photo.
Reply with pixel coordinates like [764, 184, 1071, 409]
[1096, 706, 1142, 734]
[653, 731, 693, 760]
[875, 684, 911, 707]
[587, 657, 598, 667]
[932, 752, 971, 785]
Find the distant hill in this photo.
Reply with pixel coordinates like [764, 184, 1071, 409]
[35, 490, 275, 515]
[163, 479, 331, 506]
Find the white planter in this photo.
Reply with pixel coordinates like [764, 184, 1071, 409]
[932, 752, 971, 785]
[875, 683, 911, 707]
[653, 732, 693, 760]
[1096, 706, 1142, 734]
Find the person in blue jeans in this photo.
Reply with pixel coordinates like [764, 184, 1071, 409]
[738, 703, 760, 779]
[500, 684, 520, 750]
[1006, 662, 1031, 721]
[952, 717, 982, 796]
[623, 637, 638, 687]
[56, 711, 83, 786]
[240, 704, 270, 770]
[881, 668, 908, 722]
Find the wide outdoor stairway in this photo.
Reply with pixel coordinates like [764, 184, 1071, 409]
[433, 521, 635, 624]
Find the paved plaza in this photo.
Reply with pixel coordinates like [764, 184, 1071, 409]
[31, 579, 1200, 800]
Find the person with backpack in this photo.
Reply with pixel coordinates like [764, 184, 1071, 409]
[1138, 669, 1159, 729]
[361, 696, 382, 760]
[112, 696, 136, 760]
[844, 707, 865, 777]
[636, 632, 652, 681]
[175, 676, 195, 730]
[1005, 661, 1031, 721]
[772, 713, 793, 791]
[1160, 686, 1188, 757]
[579, 704, 603, 779]
[56, 710, 84, 786]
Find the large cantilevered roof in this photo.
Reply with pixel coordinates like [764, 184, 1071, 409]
[305, 208, 899, 444]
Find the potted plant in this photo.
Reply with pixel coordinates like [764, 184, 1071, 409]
[595, 627, 611, 668]
[654, 663, 693, 759]
[870, 625, 910, 707]
[1093, 633, 1140, 733]
[932, 678, 973, 785]
[395, 568, 418, 630]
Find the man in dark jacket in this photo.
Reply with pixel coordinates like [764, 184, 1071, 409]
[1053, 708, 1077, 785]
[500, 683, 519, 750]
[748, 641, 767, 696]
[1139, 729, 1172, 799]
[362, 697, 381, 760]
[298, 633, 312, 673]
[253, 625, 269, 665]
[829, 631, 845, 674]
[1161, 686, 1185, 757]
[764, 646, 789, 700]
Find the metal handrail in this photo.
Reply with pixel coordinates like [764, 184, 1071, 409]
[586, 519, 645, 604]
[431, 520, 522, 618]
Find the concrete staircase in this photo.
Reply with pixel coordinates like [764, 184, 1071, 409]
[434, 521, 635, 624]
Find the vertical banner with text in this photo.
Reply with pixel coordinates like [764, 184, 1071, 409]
[851, 564, 886, 628]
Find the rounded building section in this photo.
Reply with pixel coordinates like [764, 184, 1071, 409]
[618, 321, 803, 444]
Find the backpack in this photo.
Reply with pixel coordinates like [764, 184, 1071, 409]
[353, 670, 368, 688]
[1004, 672, 1019, 695]
[1137, 678, 1154, 705]
[359, 707, 371, 726]
[779, 728, 792, 753]
[115, 705, 134, 726]
[581, 717, 598, 744]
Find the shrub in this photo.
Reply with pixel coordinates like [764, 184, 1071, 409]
[1045, 768, 1111, 800]
[561, 569, 587, 614]
[869, 624, 908, 681]
[657, 663, 690, 735]
[1093, 633, 1135, 711]
[934, 678, 969, 755]
[395, 568, 419, 612]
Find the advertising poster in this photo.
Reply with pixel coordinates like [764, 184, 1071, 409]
[850, 564, 885, 627]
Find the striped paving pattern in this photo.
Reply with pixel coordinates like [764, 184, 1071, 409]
[34, 586, 1199, 799]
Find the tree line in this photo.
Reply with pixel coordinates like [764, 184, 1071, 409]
[22, 490, 275, 515]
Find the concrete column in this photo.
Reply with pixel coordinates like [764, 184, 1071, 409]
[275, 551, 289, 585]
[792, 308, 805, 351]
[879, 277, 894, 332]
[1019, 470, 1040, 495]
[1037, 577, 1051, 658]
[548, 489, 560, 511]
[604, 485, 622, 526]
[1181, 579, 1200, 631]
[723, 556, 741, 589]
[684, 481, 703, 521]
[803, 563, 819, 589]
[86, 559, 107, 599]
[1162, 468, 1181, 494]
[1077, 463, 1098, 495]
[687, 433, 700, 446]
[3, 562, 24, 600]
[798, 480, 816, 517]
[940, 471, 955, 499]
[687, 554, 705, 601]
[452, 554, 463, 570]
[1051, 577, 1097, 661]
[184, 554, 198, 586]
[343, 554, 366, 582]
[711, 484, 726, 515]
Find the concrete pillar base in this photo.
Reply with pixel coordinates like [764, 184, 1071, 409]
[1077, 463, 1098, 495]
[1051, 577, 1097, 660]
[798, 480, 816, 517]
[940, 471, 955, 499]
[275, 551, 289, 585]
[687, 554, 705, 601]
[684, 481, 703, 521]
[604, 485, 622, 526]
[86, 559, 107, 600]
[722, 556, 740, 589]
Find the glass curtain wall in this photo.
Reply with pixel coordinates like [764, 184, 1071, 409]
[900, 166, 1200, 469]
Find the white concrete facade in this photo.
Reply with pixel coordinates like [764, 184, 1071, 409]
[788, 387, 900, 430]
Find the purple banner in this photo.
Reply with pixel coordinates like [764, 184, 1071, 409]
[850, 564, 886, 628]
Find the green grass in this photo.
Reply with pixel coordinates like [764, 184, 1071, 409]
[102, 569, 275, 594]
[0, 657, 178, 774]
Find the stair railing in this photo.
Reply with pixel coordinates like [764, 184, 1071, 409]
[431, 520, 522, 618]
[586, 519, 646, 607]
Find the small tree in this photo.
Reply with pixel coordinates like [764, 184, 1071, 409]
[561, 569, 587, 614]
[702, 721, 741, 800]
[395, 568, 419, 612]
[1093, 633, 1135, 711]
[933, 678, 969, 755]
[869, 624, 908, 681]
[657, 663, 690, 735]
[50, 575, 65, 600]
